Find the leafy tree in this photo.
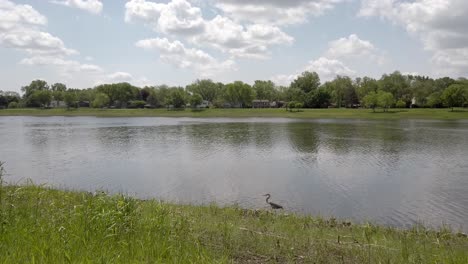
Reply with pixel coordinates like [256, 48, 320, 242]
[31, 90, 52, 108]
[189, 94, 203, 108]
[295, 102, 304, 110]
[253, 80, 277, 101]
[287, 101, 296, 112]
[167, 88, 187, 108]
[426, 92, 442, 108]
[22, 80, 49, 98]
[442, 84, 466, 111]
[139, 87, 152, 101]
[186, 79, 221, 103]
[363, 91, 379, 112]
[395, 99, 406, 108]
[291, 71, 320, 93]
[21, 80, 50, 107]
[327, 76, 356, 108]
[284, 88, 305, 103]
[64, 91, 78, 109]
[91, 93, 110, 108]
[355, 77, 379, 102]
[379, 71, 410, 102]
[224, 81, 254, 108]
[114, 83, 137, 108]
[434, 77, 455, 92]
[378, 91, 394, 112]
[411, 78, 434, 106]
[0, 91, 20, 108]
[8, 102, 18, 109]
[51, 83, 67, 92]
[304, 88, 331, 108]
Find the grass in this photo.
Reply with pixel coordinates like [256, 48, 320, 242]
[1, 169, 467, 262]
[1, 107, 468, 119]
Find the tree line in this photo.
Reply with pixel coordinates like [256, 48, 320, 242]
[1, 71, 468, 111]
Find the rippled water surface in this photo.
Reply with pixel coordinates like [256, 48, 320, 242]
[1, 116, 467, 231]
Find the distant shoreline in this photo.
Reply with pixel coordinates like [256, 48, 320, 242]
[1, 108, 468, 120]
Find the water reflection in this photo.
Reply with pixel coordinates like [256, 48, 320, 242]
[0, 116, 467, 231]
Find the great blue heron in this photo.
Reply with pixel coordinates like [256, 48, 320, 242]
[263, 194, 283, 209]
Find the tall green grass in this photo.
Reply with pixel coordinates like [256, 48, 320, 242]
[0, 166, 467, 263]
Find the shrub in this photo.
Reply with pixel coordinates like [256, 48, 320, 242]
[8, 102, 18, 109]
[128, 100, 146, 109]
[396, 99, 406, 108]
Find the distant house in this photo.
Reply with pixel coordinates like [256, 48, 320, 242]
[252, 100, 270, 108]
[223, 102, 242, 108]
[50, 101, 66, 108]
[198, 100, 210, 108]
[78, 101, 90, 107]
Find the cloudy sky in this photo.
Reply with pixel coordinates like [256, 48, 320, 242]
[1, 0, 467, 92]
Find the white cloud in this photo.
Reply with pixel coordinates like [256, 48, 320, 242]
[125, 0, 205, 35]
[20, 56, 103, 73]
[359, 0, 468, 76]
[215, 0, 347, 25]
[136, 37, 235, 76]
[1, 28, 77, 56]
[125, 0, 293, 59]
[272, 57, 356, 85]
[325, 34, 385, 64]
[0, 0, 47, 30]
[0, 0, 77, 56]
[50, 0, 103, 15]
[107, 71, 133, 82]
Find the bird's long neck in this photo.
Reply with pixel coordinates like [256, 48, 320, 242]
[265, 195, 270, 203]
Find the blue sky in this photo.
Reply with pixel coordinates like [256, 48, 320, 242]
[1, 0, 467, 93]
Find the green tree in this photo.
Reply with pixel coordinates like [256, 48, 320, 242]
[290, 71, 320, 93]
[0, 91, 20, 108]
[379, 71, 411, 102]
[304, 88, 331, 108]
[327, 76, 356, 108]
[189, 94, 203, 108]
[395, 99, 406, 108]
[378, 91, 395, 112]
[426, 92, 442, 108]
[224, 81, 254, 108]
[253, 80, 277, 101]
[363, 91, 379, 112]
[21, 80, 50, 107]
[167, 88, 187, 109]
[31, 90, 52, 108]
[355, 77, 378, 103]
[186, 79, 221, 103]
[51, 83, 67, 92]
[287, 101, 296, 112]
[284, 87, 305, 103]
[64, 91, 78, 109]
[442, 84, 466, 111]
[8, 102, 18, 109]
[295, 102, 304, 110]
[91, 93, 110, 108]
[21, 80, 49, 98]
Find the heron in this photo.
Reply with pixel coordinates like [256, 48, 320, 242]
[263, 194, 283, 209]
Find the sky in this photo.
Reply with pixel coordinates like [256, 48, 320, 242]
[1, 0, 468, 93]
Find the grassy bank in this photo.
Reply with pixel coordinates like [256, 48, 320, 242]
[1, 107, 468, 119]
[0, 184, 466, 263]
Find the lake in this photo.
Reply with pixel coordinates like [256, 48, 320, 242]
[1, 116, 467, 231]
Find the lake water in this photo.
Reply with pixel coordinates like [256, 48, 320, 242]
[1, 116, 467, 231]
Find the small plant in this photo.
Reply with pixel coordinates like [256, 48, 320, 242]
[7, 102, 18, 109]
